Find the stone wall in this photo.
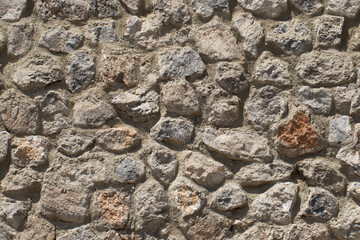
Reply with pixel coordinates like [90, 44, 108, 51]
[0, 0, 360, 239]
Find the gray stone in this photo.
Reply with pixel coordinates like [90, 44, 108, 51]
[334, 85, 356, 115]
[1, 166, 42, 195]
[58, 225, 95, 240]
[202, 127, 272, 162]
[0, 198, 29, 229]
[315, 15, 344, 48]
[153, 0, 191, 27]
[0, 90, 39, 135]
[236, 161, 293, 187]
[39, 26, 84, 54]
[7, 23, 33, 58]
[245, 86, 288, 131]
[112, 156, 145, 184]
[122, 0, 142, 14]
[289, 0, 323, 16]
[35, 0, 90, 22]
[96, 127, 140, 153]
[215, 62, 249, 95]
[286, 223, 332, 240]
[326, 0, 360, 18]
[295, 50, 355, 87]
[296, 158, 346, 195]
[329, 202, 360, 240]
[161, 79, 200, 116]
[266, 20, 312, 56]
[134, 179, 169, 221]
[147, 146, 178, 185]
[111, 89, 159, 123]
[192, 0, 230, 20]
[58, 134, 94, 156]
[192, 19, 241, 62]
[150, 117, 194, 146]
[65, 49, 96, 93]
[349, 27, 360, 51]
[86, 21, 118, 45]
[0, 0, 27, 21]
[90, 0, 122, 18]
[232, 12, 264, 58]
[0, 32, 6, 52]
[0, 131, 11, 164]
[73, 93, 115, 128]
[13, 53, 64, 91]
[18, 215, 55, 240]
[349, 92, 360, 117]
[253, 51, 292, 87]
[11, 136, 48, 168]
[329, 116, 351, 145]
[348, 182, 360, 201]
[301, 188, 339, 220]
[298, 86, 332, 115]
[209, 182, 247, 211]
[336, 131, 360, 177]
[158, 47, 206, 79]
[250, 182, 298, 225]
[237, 0, 288, 19]
[182, 150, 231, 187]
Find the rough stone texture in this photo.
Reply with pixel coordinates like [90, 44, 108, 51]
[209, 183, 247, 211]
[0, 198, 29, 229]
[329, 116, 351, 145]
[203, 127, 272, 162]
[289, 0, 323, 16]
[326, 0, 360, 18]
[192, 0, 230, 21]
[85, 21, 118, 45]
[58, 134, 94, 156]
[266, 20, 312, 56]
[0, 0, 27, 22]
[295, 50, 356, 87]
[0, 32, 6, 52]
[249, 182, 298, 225]
[17, 215, 55, 240]
[334, 85, 356, 115]
[96, 127, 140, 153]
[153, 0, 191, 27]
[237, 0, 288, 19]
[215, 62, 249, 95]
[298, 86, 333, 115]
[275, 110, 325, 157]
[236, 161, 293, 187]
[315, 15, 344, 48]
[90, 0, 122, 18]
[329, 202, 360, 240]
[7, 23, 33, 58]
[253, 51, 292, 87]
[148, 146, 178, 185]
[112, 156, 145, 184]
[11, 136, 48, 168]
[122, 0, 142, 15]
[348, 182, 360, 201]
[13, 53, 64, 91]
[0, 131, 11, 163]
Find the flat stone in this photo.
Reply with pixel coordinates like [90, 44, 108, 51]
[203, 127, 272, 162]
[121, 0, 142, 14]
[91, 190, 129, 229]
[11, 136, 48, 168]
[295, 50, 355, 87]
[158, 47, 206, 79]
[232, 12, 264, 58]
[1, 166, 42, 195]
[301, 188, 339, 220]
[315, 15, 344, 48]
[13, 53, 63, 91]
[348, 182, 360, 201]
[35, 0, 90, 21]
[328, 116, 351, 145]
[99, 48, 140, 89]
[134, 179, 169, 221]
[0, 198, 29, 229]
[0, 131, 11, 163]
[249, 182, 298, 225]
[58, 225, 96, 240]
[289, 0, 323, 16]
[186, 211, 232, 240]
[329, 202, 360, 240]
[266, 20, 312, 56]
[298, 86, 332, 115]
[112, 156, 145, 184]
[334, 85, 356, 115]
[253, 51, 292, 87]
[90, 0, 122, 18]
[40, 182, 90, 224]
[326, 0, 360, 18]
[161, 79, 200, 116]
[182, 150, 231, 187]
[236, 161, 293, 187]
[7, 23, 33, 58]
[237, 0, 288, 19]
[150, 117, 194, 146]
[296, 158, 346, 195]
[192, 19, 241, 62]
[148, 146, 178, 185]
[73, 93, 115, 128]
[18, 215, 55, 240]
[65, 49, 96, 93]
[168, 177, 206, 217]
[215, 62, 249, 95]
[153, 0, 191, 27]
[0, 0, 27, 21]
[39, 26, 84, 54]
[85, 21, 118, 45]
[57, 134, 94, 156]
[245, 86, 288, 131]
[192, 0, 230, 20]
[209, 182, 247, 211]
[0, 90, 39, 135]
[96, 127, 140, 153]
[275, 110, 325, 157]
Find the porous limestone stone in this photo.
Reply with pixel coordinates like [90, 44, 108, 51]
[0, 0, 27, 21]
[298, 86, 333, 115]
[57, 134, 94, 156]
[192, 0, 230, 21]
[315, 15, 344, 48]
[0, 131, 11, 163]
[215, 62, 249, 95]
[90, 0, 122, 18]
[96, 127, 140, 153]
[112, 156, 145, 184]
[289, 0, 323, 16]
[328, 116, 351, 145]
[237, 0, 288, 19]
[7, 23, 33, 58]
[329, 202, 360, 240]
[17, 215, 55, 240]
[209, 183, 247, 211]
[326, 0, 360, 18]
[85, 21, 118, 45]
